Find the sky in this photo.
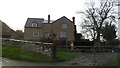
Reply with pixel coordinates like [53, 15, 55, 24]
[0, 0, 120, 39]
[0, 0, 89, 33]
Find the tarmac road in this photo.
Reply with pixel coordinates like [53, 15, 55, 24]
[1, 52, 119, 66]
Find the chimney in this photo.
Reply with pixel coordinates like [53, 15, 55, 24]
[48, 15, 50, 23]
[72, 17, 75, 24]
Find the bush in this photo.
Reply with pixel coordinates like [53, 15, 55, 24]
[2, 35, 11, 38]
[107, 39, 119, 45]
[40, 38, 53, 43]
[74, 39, 93, 46]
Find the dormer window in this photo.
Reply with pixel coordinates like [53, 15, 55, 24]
[32, 23, 38, 27]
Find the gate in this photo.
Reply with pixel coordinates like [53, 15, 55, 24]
[55, 43, 119, 66]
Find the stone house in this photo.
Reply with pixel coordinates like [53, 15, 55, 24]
[24, 15, 76, 44]
[0, 20, 18, 39]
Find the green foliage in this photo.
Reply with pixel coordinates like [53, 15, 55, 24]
[0, 46, 2, 57]
[2, 45, 53, 62]
[57, 48, 81, 52]
[2, 45, 80, 62]
[101, 22, 117, 41]
[74, 39, 93, 46]
[40, 38, 53, 43]
[15, 30, 24, 39]
[75, 33, 82, 41]
[56, 53, 76, 61]
[106, 39, 119, 45]
[56, 48, 81, 61]
[2, 35, 11, 38]
[16, 30, 23, 32]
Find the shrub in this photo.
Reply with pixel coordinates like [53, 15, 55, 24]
[74, 39, 93, 46]
[2, 35, 11, 38]
[106, 39, 119, 45]
[40, 38, 53, 43]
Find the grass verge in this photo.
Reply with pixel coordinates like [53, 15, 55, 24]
[2, 45, 53, 62]
[2, 45, 81, 62]
[56, 48, 82, 61]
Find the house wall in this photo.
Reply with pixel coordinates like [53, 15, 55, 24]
[24, 17, 75, 42]
[24, 24, 53, 41]
[43, 24, 53, 37]
[24, 28, 44, 41]
[53, 17, 75, 41]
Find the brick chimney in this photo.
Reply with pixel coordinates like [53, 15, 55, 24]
[48, 15, 50, 23]
[72, 17, 75, 24]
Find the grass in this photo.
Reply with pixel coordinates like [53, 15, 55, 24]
[2, 45, 81, 62]
[104, 59, 120, 66]
[0, 45, 2, 57]
[57, 48, 117, 53]
[56, 48, 82, 61]
[56, 53, 79, 61]
[57, 48, 81, 52]
[2, 45, 53, 62]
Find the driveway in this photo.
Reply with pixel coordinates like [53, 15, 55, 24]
[64, 52, 119, 66]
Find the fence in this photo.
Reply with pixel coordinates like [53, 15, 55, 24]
[74, 45, 119, 52]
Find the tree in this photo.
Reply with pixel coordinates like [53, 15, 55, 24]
[15, 30, 24, 39]
[101, 21, 117, 41]
[79, 0, 117, 46]
[75, 33, 82, 41]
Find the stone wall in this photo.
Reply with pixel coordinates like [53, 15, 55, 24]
[2, 38, 53, 57]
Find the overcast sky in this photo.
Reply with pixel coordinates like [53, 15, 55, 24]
[0, 0, 119, 39]
[0, 0, 90, 33]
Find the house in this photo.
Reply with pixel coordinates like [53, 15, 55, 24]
[24, 15, 75, 44]
[0, 20, 18, 39]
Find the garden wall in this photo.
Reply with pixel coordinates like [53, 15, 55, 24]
[2, 38, 53, 57]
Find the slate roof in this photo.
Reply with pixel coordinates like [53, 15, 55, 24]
[42, 20, 54, 23]
[25, 18, 44, 28]
[25, 16, 73, 28]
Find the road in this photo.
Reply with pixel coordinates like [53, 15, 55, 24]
[1, 52, 119, 66]
[64, 52, 119, 66]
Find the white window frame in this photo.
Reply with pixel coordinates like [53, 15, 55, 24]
[33, 32, 39, 37]
[62, 23, 67, 29]
[32, 23, 38, 27]
[60, 32, 67, 38]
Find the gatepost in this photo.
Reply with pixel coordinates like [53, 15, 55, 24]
[51, 40, 57, 59]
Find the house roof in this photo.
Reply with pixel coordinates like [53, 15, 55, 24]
[42, 20, 54, 23]
[25, 16, 73, 28]
[25, 18, 44, 28]
[52, 16, 73, 24]
[0, 20, 18, 38]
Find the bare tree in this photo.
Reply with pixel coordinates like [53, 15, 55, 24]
[78, 0, 118, 66]
[79, 0, 117, 47]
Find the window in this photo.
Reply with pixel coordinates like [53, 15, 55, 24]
[45, 32, 50, 39]
[62, 23, 67, 29]
[32, 23, 38, 27]
[60, 32, 67, 38]
[33, 32, 39, 37]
